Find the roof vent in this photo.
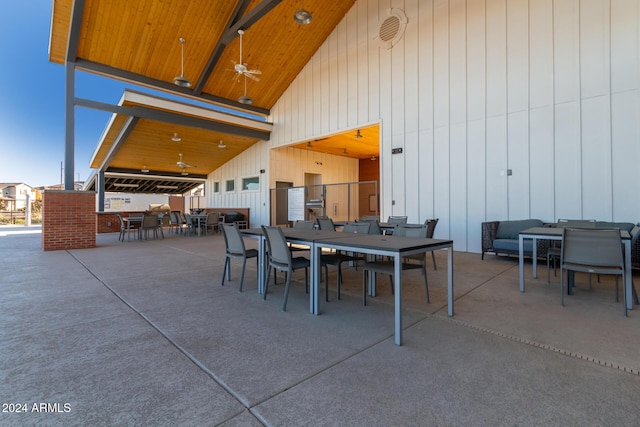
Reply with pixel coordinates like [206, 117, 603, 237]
[377, 9, 407, 50]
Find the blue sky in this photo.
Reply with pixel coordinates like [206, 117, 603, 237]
[1, 1, 260, 188]
[0, 1, 127, 187]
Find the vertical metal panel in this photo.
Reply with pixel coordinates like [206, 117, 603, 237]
[486, 0, 507, 118]
[485, 115, 508, 220]
[580, 0, 611, 99]
[553, 0, 580, 104]
[213, 0, 640, 251]
[529, 0, 554, 109]
[581, 95, 612, 220]
[611, 90, 640, 220]
[507, 0, 529, 113]
[610, 0, 639, 92]
[554, 101, 582, 219]
[529, 106, 555, 222]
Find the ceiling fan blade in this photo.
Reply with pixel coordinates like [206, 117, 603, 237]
[244, 72, 260, 82]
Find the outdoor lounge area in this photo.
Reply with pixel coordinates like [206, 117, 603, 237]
[2, 227, 639, 425]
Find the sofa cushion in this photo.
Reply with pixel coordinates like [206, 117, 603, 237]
[495, 219, 543, 240]
[595, 221, 635, 233]
[493, 239, 534, 254]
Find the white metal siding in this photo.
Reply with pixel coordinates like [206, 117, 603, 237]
[208, 0, 640, 253]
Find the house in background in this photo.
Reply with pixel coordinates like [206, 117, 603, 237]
[0, 183, 36, 210]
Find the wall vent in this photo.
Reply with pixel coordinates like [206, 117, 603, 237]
[377, 9, 408, 49]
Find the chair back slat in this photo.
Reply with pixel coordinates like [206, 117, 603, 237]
[344, 222, 371, 234]
[394, 225, 427, 238]
[262, 226, 292, 265]
[562, 227, 623, 268]
[207, 212, 220, 225]
[316, 217, 335, 231]
[425, 218, 439, 238]
[142, 214, 158, 228]
[358, 219, 381, 234]
[294, 220, 315, 229]
[222, 223, 245, 254]
[387, 215, 408, 224]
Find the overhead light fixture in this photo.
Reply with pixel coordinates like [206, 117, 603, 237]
[294, 1, 312, 24]
[173, 37, 192, 88]
[238, 75, 253, 105]
[157, 185, 178, 190]
[141, 165, 149, 173]
[113, 183, 139, 188]
[371, 155, 377, 161]
[171, 132, 181, 142]
[218, 139, 226, 148]
[355, 129, 363, 138]
[343, 148, 348, 155]
[181, 170, 189, 176]
[306, 141, 313, 148]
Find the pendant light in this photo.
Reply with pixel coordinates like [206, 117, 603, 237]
[171, 132, 181, 142]
[218, 139, 226, 149]
[173, 38, 192, 88]
[238, 75, 253, 105]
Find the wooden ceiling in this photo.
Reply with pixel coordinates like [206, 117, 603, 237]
[48, 0, 380, 192]
[49, 0, 358, 113]
[290, 125, 380, 160]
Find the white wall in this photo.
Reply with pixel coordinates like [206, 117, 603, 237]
[206, 0, 640, 253]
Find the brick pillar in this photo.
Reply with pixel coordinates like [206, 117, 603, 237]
[42, 190, 96, 251]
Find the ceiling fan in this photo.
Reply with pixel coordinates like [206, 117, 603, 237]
[176, 153, 196, 169]
[231, 30, 261, 82]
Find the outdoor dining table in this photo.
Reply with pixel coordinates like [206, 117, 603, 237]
[190, 214, 208, 236]
[314, 233, 454, 345]
[518, 227, 633, 311]
[123, 216, 143, 241]
[241, 227, 455, 346]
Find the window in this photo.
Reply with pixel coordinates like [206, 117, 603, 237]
[213, 181, 220, 193]
[225, 179, 235, 192]
[242, 176, 259, 191]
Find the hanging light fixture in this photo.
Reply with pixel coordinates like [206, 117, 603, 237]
[218, 139, 226, 148]
[343, 148, 348, 155]
[355, 129, 363, 138]
[294, 0, 312, 24]
[370, 156, 377, 161]
[238, 75, 253, 105]
[141, 165, 149, 173]
[306, 141, 313, 148]
[171, 132, 181, 142]
[181, 168, 189, 176]
[173, 37, 192, 88]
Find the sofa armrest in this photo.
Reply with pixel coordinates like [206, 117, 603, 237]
[481, 221, 500, 259]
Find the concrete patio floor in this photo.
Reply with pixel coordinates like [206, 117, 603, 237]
[1, 225, 639, 426]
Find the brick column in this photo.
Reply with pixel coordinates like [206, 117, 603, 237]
[42, 190, 96, 251]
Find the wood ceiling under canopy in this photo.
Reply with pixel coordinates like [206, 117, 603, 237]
[49, 0, 358, 113]
[49, 0, 381, 194]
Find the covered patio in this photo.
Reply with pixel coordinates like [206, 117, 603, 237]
[2, 228, 638, 424]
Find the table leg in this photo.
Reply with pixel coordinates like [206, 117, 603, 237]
[394, 253, 402, 346]
[257, 236, 265, 295]
[519, 235, 525, 292]
[532, 237, 538, 279]
[624, 240, 632, 311]
[447, 247, 454, 317]
[311, 244, 321, 315]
